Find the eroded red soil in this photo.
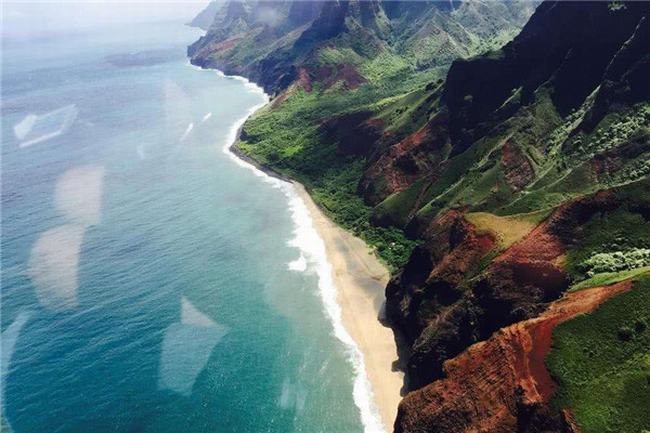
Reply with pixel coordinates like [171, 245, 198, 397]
[395, 280, 632, 433]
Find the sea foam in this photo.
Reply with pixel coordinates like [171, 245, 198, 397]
[194, 64, 386, 433]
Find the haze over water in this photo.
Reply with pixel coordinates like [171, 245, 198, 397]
[1, 4, 366, 432]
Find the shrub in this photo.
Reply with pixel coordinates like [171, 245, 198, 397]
[617, 326, 634, 342]
[577, 248, 650, 278]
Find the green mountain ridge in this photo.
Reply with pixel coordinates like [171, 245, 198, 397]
[189, 1, 650, 432]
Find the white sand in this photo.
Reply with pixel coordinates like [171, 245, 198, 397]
[293, 183, 404, 431]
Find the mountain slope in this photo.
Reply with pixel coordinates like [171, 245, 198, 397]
[378, 2, 650, 432]
[188, 1, 224, 30]
[189, 0, 535, 95]
[189, 0, 535, 270]
[189, 1, 649, 432]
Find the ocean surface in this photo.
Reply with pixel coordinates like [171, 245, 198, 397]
[1, 12, 375, 433]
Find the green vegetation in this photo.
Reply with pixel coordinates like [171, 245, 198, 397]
[196, 0, 536, 270]
[547, 275, 650, 433]
[237, 70, 435, 269]
[565, 208, 650, 283]
[578, 248, 650, 278]
[464, 209, 550, 250]
[570, 266, 650, 292]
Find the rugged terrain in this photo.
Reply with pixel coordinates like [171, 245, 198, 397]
[189, 1, 650, 432]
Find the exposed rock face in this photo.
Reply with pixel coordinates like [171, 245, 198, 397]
[188, 0, 535, 95]
[187, 1, 223, 31]
[188, 1, 650, 432]
[442, 1, 650, 153]
[387, 186, 649, 390]
[362, 113, 451, 204]
[386, 209, 494, 387]
[319, 111, 381, 156]
[501, 140, 534, 191]
[394, 280, 632, 433]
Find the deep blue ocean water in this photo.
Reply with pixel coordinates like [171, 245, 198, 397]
[1, 11, 369, 433]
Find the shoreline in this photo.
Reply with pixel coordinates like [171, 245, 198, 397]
[198, 63, 403, 432]
[292, 183, 404, 431]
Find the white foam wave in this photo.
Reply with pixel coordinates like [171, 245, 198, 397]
[287, 253, 308, 272]
[281, 182, 385, 433]
[186, 61, 266, 97]
[192, 64, 385, 433]
[201, 112, 212, 123]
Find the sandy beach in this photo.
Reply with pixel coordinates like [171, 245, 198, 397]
[224, 70, 403, 431]
[293, 183, 404, 432]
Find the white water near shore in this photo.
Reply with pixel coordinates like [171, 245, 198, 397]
[191, 63, 388, 433]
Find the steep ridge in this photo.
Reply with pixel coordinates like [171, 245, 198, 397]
[189, 0, 534, 94]
[387, 182, 650, 390]
[382, 2, 650, 396]
[192, 0, 535, 271]
[395, 279, 634, 433]
[188, 1, 223, 30]
[189, 1, 650, 432]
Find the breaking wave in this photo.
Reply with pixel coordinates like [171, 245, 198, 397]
[194, 64, 386, 433]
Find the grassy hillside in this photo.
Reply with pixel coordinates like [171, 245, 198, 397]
[547, 275, 650, 433]
[237, 60, 441, 269]
[191, 1, 650, 431]
[207, 1, 536, 269]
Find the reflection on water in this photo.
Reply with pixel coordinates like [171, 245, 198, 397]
[28, 224, 85, 311]
[2, 16, 364, 431]
[55, 165, 105, 226]
[1, 311, 31, 433]
[158, 297, 229, 396]
[28, 163, 105, 312]
[13, 105, 78, 148]
[278, 378, 307, 413]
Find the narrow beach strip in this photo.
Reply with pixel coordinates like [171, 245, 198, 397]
[190, 63, 403, 433]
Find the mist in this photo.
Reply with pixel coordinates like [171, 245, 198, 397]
[2, 1, 208, 37]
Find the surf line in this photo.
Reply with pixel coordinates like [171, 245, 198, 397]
[188, 62, 386, 433]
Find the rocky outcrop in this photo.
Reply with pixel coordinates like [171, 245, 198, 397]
[394, 280, 632, 433]
[319, 111, 381, 156]
[361, 113, 450, 203]
[442, 1, 650, 153]
[189, 0, 534, 95]
[386, 187, 648, 391]
[501, 140, 534, 191]
[187, 1, 222, 30]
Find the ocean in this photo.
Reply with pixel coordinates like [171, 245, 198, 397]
[1, 9, 376, 433]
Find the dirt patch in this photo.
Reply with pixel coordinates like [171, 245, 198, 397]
[325, 63, 367, 90]
[361, 117, 450, 200]
[395, 280, 633, 433]
[501, 140, 535, 191]
[296, 66, 312, 92]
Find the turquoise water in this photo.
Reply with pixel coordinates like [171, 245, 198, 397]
[1, 12, 368, 433]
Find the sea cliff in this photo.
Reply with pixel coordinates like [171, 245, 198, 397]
[189, 1, 650, 432]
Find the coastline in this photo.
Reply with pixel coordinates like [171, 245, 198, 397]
[198, 63, 403, 432]
[292, 183, 404, 431]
